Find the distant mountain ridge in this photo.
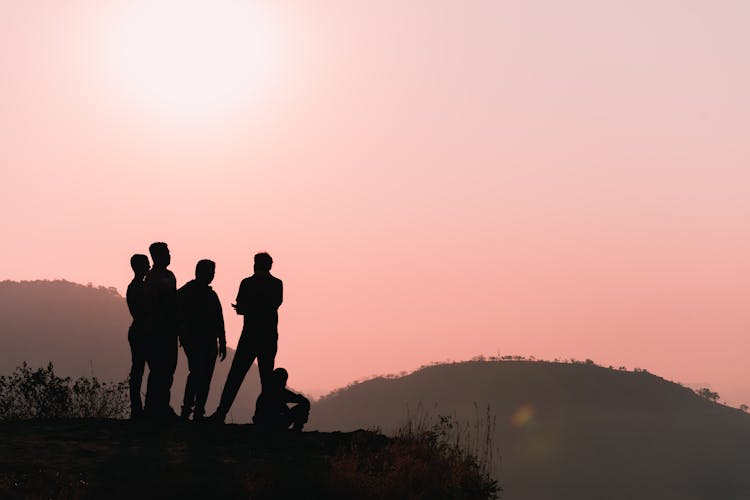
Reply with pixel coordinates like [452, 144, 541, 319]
[311, 360, 750, 500]
[0, 279, 260, 422]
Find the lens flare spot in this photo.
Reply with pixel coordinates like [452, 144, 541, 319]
[511, 404, 535, 428]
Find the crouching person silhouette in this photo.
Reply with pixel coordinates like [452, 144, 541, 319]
[253, 368, 310, 431]
[177, 259, 227, 421]
[126, 254, 151, 419]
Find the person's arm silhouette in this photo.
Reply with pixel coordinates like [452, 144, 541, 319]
[231, 278, 249, 315]
[212, 288, 227, 361]
[274, 280, 283, 311]
[283, 388, 309, 407]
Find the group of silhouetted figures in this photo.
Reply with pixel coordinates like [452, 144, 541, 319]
[127, 242, 310, 430]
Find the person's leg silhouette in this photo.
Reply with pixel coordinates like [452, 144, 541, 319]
[181, 343, 197, 419]
[128, 333, 147, 418]
[213, 336, 257, 421]
[256, 344, 277, 389]
[194, 346, 217, 419]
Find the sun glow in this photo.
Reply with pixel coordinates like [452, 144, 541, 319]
[101, 0, 281, 124]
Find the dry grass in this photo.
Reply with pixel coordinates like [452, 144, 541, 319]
[328, 410, 500, 500]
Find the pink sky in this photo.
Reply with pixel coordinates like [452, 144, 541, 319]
[1, 1, 749, 403]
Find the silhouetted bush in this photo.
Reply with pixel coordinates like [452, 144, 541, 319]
[0, 363, 128, 421]
[328, 412, 499, 499]
[695, 387, 720, 403]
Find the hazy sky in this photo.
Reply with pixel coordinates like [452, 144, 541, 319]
[1, 1, 749, 403]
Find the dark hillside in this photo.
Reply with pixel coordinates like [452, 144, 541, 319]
[0, 281, 127, 378]
[311, 361, 750, 500]
[0, 280, 260, 422]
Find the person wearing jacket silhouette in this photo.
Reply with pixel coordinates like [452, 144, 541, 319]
[177, 259, 227, 421]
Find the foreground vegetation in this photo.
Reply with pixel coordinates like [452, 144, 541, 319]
[331, 413, 498, 500]
[0, 363, 128, 421]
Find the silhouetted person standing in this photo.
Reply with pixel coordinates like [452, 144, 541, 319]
[253, 368, 310, 431]
[177, 259, 227, 421]
[211, 252, 282, 422]
[127, 253, 151, 419]
[143, 242, 178, 419]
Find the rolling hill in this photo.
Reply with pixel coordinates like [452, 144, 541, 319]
[310, 360, 750, 500]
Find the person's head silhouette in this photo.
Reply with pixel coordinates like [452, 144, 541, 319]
[130, 254, 150, 278]
[271, 367, 288, 391]
[254, 252, 273, 275]
[149, 242, 171, 269]
[195, 259, 215, 286]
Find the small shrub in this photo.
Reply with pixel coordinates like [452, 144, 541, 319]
[0, 362, 128, 421]
[695, 387, 719, 403]
[328, 404, 499, 499]
[328, 429, 499, 499]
